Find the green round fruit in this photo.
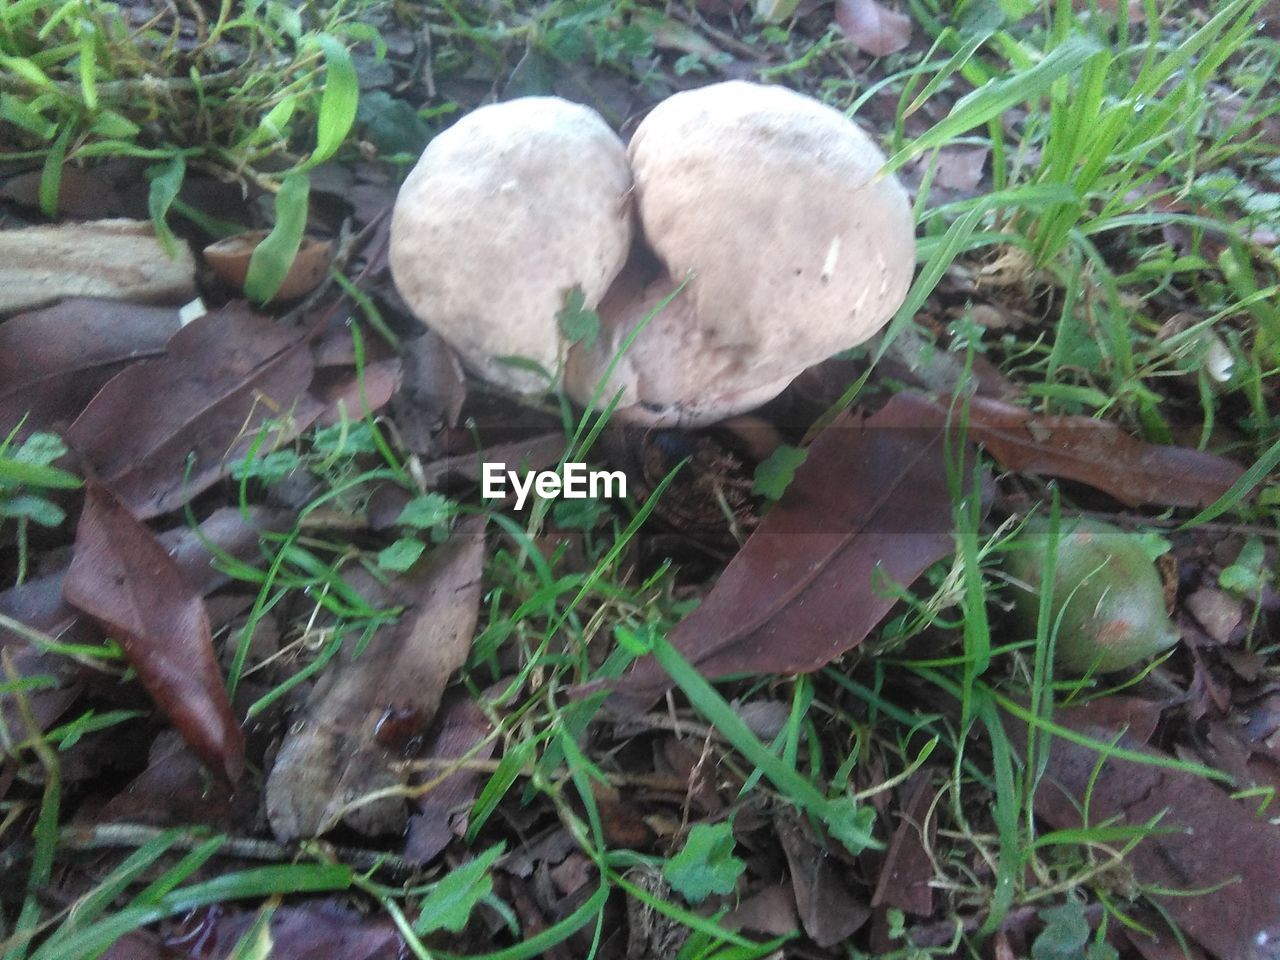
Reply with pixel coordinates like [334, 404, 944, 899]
[1005, 518, 1179, 675]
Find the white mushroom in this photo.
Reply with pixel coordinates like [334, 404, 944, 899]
[564, 81, 916, 426]
[390, 97, 633, 394]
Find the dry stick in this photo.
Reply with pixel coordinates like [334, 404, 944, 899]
[396, 755, 689, 793]
[0, 69, 242, 98]
[59, 822, 420, 877]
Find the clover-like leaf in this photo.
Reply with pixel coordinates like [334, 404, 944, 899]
[663, 821, 744, 903]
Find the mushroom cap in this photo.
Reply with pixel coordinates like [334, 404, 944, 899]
[564, 81, 915, 426]
[390, 97, 633, 393]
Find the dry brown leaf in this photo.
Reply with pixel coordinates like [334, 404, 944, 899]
[780, 821, 870, 946]
[834, 0, 912, 57]
[101, 899, 404, 960]
[62, 480, 244, 783]
[0, 219, 196, 315]
[725, 884, 799, 937]
[390, 327, 467, 454]
[204, 231, 334, 302]
[608, 393, 979, 713]
[66, 304, 321, 518]
[266, 521, 485, 840]
[927, 395, 1244, 508]
[0, 299, 180, 437]
[933, 146, 989, 193]
[0, 506, 289, 748]
[404, 688, 497, 863]
[311, 357, 403, 427]
[870, 774, 937, 917]
[1033, 704, 1280, 960]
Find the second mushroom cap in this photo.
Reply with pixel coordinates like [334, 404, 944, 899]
[565, 81, 916, 426]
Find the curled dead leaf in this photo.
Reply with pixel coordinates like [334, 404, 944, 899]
[204, 231, 333, 301]
[919, 395, 1244, 509]
[835, 0, 912, 57]
[62, 480, 245, 784]
[65, 304, 321, 518]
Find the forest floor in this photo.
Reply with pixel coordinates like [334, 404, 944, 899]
[2, 1, 1280, 958]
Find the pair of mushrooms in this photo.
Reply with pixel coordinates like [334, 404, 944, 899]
[389, 81, 915, 427]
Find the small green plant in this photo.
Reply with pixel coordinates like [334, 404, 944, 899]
[412, 842, 506, 936]
[662, 822, 746, 903]
[0, 427, 80, 585]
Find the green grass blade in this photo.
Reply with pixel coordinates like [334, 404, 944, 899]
[244, 171, 310, 302]
[303, 33, 358, 168]
[1178, 435, 1280, 529]
[650, 636, 881, 854]
[886, 33, 1102, 172]
[38, 124, 70, 218]
[146, 154, 186, 259]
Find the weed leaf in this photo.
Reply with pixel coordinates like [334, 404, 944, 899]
[664, 822, 745, 903]
[415, 843, 505, 935]
[305, 34, 359, 168]
[244, 172, 311, 303]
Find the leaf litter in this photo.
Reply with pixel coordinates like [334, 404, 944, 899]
[1029, 701, 1280, 960]
[609, 391, 986, 712]
[265, 519, 485, 841]
[2, 3, 1279, 954]
[0, 298, 180, 438]
[62, 479, 245, 784]
[65, 303, 322, 518]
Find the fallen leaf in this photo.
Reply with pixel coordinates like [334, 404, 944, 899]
[609, 393, 976, 713]
[390, 328, 467, 454]
[933, 146, 989, 193]
[420, 433, 567, 491]
[870, 773, 937, 917]
[780, 820, 870, 946]
[0, 219, 196, 315]
[725, 884, 799, 937]
[90, 731, 256, 831]
[1185, 588, 1245, 645]
[311, 357, 403, 427]
[928, 395, 1244, 509]
[405, 688, 498, 864]
[204, 231, 334, 301]
[103, 900, 405, 960]
[1123, 919, 1211, 960]
[1031, 706, 1280, 960]
[266, 521, 485, 840]
[0, 506, 289, 746]
[66, 304, 322, 518]
[835, 0, 912, 57]
[0, 299, 180, 436]
[62, 480, 244, 783]
[2, 165, 132, 219]
[633, 10, 724, 58]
